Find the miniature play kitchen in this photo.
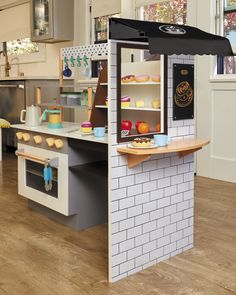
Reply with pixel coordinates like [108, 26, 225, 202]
[10, 18, 233, 283]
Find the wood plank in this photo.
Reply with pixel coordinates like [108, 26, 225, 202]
[127, 154, 151, 168]
[117, 139, 210, 168]
[179, 147, 202, 157]
[117, 138, 210, 156]
[0, 154, 235, 294]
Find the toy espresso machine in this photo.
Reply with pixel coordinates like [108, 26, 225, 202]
[41, 108, 63, 129]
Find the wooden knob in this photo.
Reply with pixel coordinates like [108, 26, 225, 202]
[54, 139, 63, 149]
[46, 137, 55, 147]
[16, 132, 23, 140]
[33, 135, 42, 144]
[23, 133, 30, 142]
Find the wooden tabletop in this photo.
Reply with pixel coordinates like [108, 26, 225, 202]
[117, 138, 210, 168]
[117, 138, 210, 155]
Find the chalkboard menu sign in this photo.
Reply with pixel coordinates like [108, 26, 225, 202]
[173, 64, 194, 120]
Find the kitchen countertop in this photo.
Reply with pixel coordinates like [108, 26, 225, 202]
[0, 76, 73, 81]
[11, 122, 108, 144]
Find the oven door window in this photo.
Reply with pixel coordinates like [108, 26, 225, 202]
[26, 160, 58, 198]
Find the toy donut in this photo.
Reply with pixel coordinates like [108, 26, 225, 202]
[121, 75, 135, 83]
[151, 75, 161, 82]
[135, 74, 150, 82]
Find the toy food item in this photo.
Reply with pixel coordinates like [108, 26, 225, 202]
[135, 74, 150, 82]
[121, 96, 130, 107]
[121, 120, 132, 136]
[16, 132, 23, 140]
[135, 121, 145, 132]
[121, 75, 135, 83]
[151, 75, 161, 82]
[136, 121, 150, 134]
[132, 137, 151, 147]
[46, 137, 55, 147]
[33, 135, 42, 144]
[81, 121, 92, 133]
[135, 100, 145, 108]
[54, 139, 64, 149]
[152, 99, 160, 109]
[155, 123, 161, 132]
[22, 133, 30, 142]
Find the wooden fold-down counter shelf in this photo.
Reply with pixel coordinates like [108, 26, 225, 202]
[117, 138, 210, 168]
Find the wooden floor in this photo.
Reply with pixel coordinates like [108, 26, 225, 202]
[0, 153, 235, 295]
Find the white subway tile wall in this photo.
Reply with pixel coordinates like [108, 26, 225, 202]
[108, 41, 195, 282]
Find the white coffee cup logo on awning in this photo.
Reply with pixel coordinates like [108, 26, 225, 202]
[159, 25, 186, 35]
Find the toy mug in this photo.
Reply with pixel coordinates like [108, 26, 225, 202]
[153, 134, 171, 147]
[94, 127, 105, 137]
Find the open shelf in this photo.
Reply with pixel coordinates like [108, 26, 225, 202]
[121, 106, 161, 111]
[95, 105, 108, 109]
[77, 79, 98, 84]
[117, 138, 210, 168]
[95, 105, 161, 112]
[121, 82, 160, 86]
[41, 103, 88, 109]
[70, 160, 108, 177]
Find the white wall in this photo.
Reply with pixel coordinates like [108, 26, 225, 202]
[192, 0, 236, 183]
[0, 2, 74, 78]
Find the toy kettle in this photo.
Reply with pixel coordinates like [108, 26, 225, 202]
[41, 109, 63, 129]
[20, 105, 42, 127]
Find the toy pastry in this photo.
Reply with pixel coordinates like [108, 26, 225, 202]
[81, 121, 92, 133]
[151, 75, 161, 82]
[132, 137, 152, 147]
[121, 96, 130, 107]
[152, 99, 161, 109]
[121, 75, 135, 83]
[135, 74, 150, 82]
[135, 100, 145, 108]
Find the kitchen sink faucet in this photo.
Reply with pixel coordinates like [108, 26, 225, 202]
[0, 42, 11, 77]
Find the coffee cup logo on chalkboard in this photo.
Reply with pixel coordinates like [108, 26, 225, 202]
[174, 81, 193, 108]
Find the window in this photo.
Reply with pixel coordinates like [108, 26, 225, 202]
[140, 0, 187, 25]
[94, 14, 120, 43]
[7, 38, 39, 56]
[217, 0, 236, 74]
[138, 1, 187, 61]
[0, 38, 45, 69]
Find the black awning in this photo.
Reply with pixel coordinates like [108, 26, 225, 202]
[109, 18, 234, 56]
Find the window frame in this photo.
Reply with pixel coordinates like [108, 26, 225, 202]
[215, 0, 236, 75]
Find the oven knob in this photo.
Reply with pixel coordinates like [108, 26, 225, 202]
[34, 135, 42, 145]
[46, 137, 55, 147]
[16, 132, 23, 140]
[23, 133, 30, 142]
[54, 139, 63, 149]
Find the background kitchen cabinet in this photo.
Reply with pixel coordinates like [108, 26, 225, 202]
[30, 0, 74, 43]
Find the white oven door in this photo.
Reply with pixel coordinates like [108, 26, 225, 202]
[17, 143, 70, 216]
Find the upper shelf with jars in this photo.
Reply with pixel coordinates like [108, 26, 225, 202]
[116, 43, 167, 143]
[30, 0, 74, 43]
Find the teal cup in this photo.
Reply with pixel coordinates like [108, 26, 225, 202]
[94, 127, 105, 137]
[154, 134, 171, 147]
